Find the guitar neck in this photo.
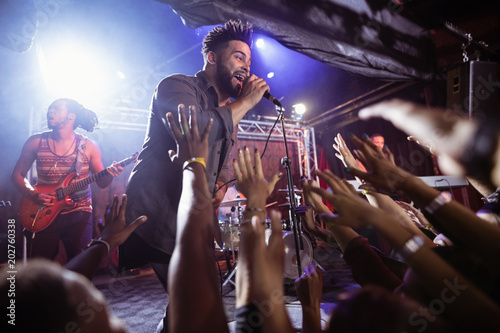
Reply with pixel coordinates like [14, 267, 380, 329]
[62, 156, 135, 197]
[63, 169, 110, 196]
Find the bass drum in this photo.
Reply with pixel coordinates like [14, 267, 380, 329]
[266, 230, 313, 279]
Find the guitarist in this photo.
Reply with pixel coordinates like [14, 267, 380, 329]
[11, 98, 123, 262]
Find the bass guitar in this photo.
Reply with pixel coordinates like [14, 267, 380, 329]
[20, 153, 138, 233]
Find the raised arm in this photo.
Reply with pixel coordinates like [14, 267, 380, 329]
[333, 133, 433, 247]
[306, 169, 500, 331]
[233, 147, 292, 333]
[300, 178, 359, 252]
[65, 194, 146, 280]
[165, 104, 228, 333]
[347, 134, 500, 272]
[294, 263, 323, 333]
[358, 99, 500, 184]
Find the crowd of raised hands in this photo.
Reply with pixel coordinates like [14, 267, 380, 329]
[165, 100, 500, 332]
[4, 98, 500, 332]
[299, 99, 500, 332]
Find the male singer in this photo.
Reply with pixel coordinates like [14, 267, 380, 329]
[121, 20, 270, 332]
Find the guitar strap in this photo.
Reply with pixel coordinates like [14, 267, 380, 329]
[75, 134, 87, 176]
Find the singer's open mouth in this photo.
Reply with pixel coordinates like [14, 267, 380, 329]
[234, 74, 245, 82]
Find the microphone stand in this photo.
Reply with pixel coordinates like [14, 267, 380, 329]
[276, 105, 303, 278]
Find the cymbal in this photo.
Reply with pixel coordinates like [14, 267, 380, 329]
[219, 198, 247, 207]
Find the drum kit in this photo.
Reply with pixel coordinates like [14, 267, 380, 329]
[218, 186, 313, 280]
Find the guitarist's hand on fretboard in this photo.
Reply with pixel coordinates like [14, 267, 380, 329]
[106, 161, 124, 177]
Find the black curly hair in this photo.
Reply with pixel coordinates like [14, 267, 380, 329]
[201, 19, 253, 57]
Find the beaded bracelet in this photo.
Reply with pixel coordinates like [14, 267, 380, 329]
[87, 238, 111, 254]
[240, 217, 267, 225]
[183, 157, 206, 170]
[397, 235, 425, 261]
[425, 191, 452, 214]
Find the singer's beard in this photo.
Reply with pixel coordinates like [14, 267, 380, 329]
[216, 60, 241, 98]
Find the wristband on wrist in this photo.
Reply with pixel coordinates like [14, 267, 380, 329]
[240, 215, 268, 225]
[425, 191, 452, 214]
[183, 157, 206, 169]
[87, 238, 111, 254]
[397, 235, 425, 261]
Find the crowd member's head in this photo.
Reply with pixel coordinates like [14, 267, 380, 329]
[0, 259, 126, 333]
[371, 133, 385, 149]
[47, 98, 98, 132]
[202, 20, 253, 98]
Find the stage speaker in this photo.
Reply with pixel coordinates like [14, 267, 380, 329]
[446, 61, 500, 119]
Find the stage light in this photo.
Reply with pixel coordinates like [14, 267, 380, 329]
[293, 103, 306, 115]
[267, 72, 275, 78]
[256, 38, 265, 49]
[292, 103, 306, 120]
[37, 42, 111, 103]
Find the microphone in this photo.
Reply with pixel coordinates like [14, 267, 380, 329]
[263, 91, 282, 107]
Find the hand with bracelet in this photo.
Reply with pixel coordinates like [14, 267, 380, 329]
[304, 169, 500, 331]
[334, 135, 432, 243]
[166, 103, 212, 171]
[232, 147, 280, 306]
[167, 104, 231, 332]
[65, 194, 147, 280]
[232, 147, 292, 332]
[347, 132, 500, 270]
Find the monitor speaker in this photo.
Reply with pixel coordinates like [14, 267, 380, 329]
[446, 61, 500, 119]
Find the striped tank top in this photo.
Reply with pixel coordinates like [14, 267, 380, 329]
[36, 132, 92, 213]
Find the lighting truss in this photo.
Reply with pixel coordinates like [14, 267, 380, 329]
[237, 119, 318, 180]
